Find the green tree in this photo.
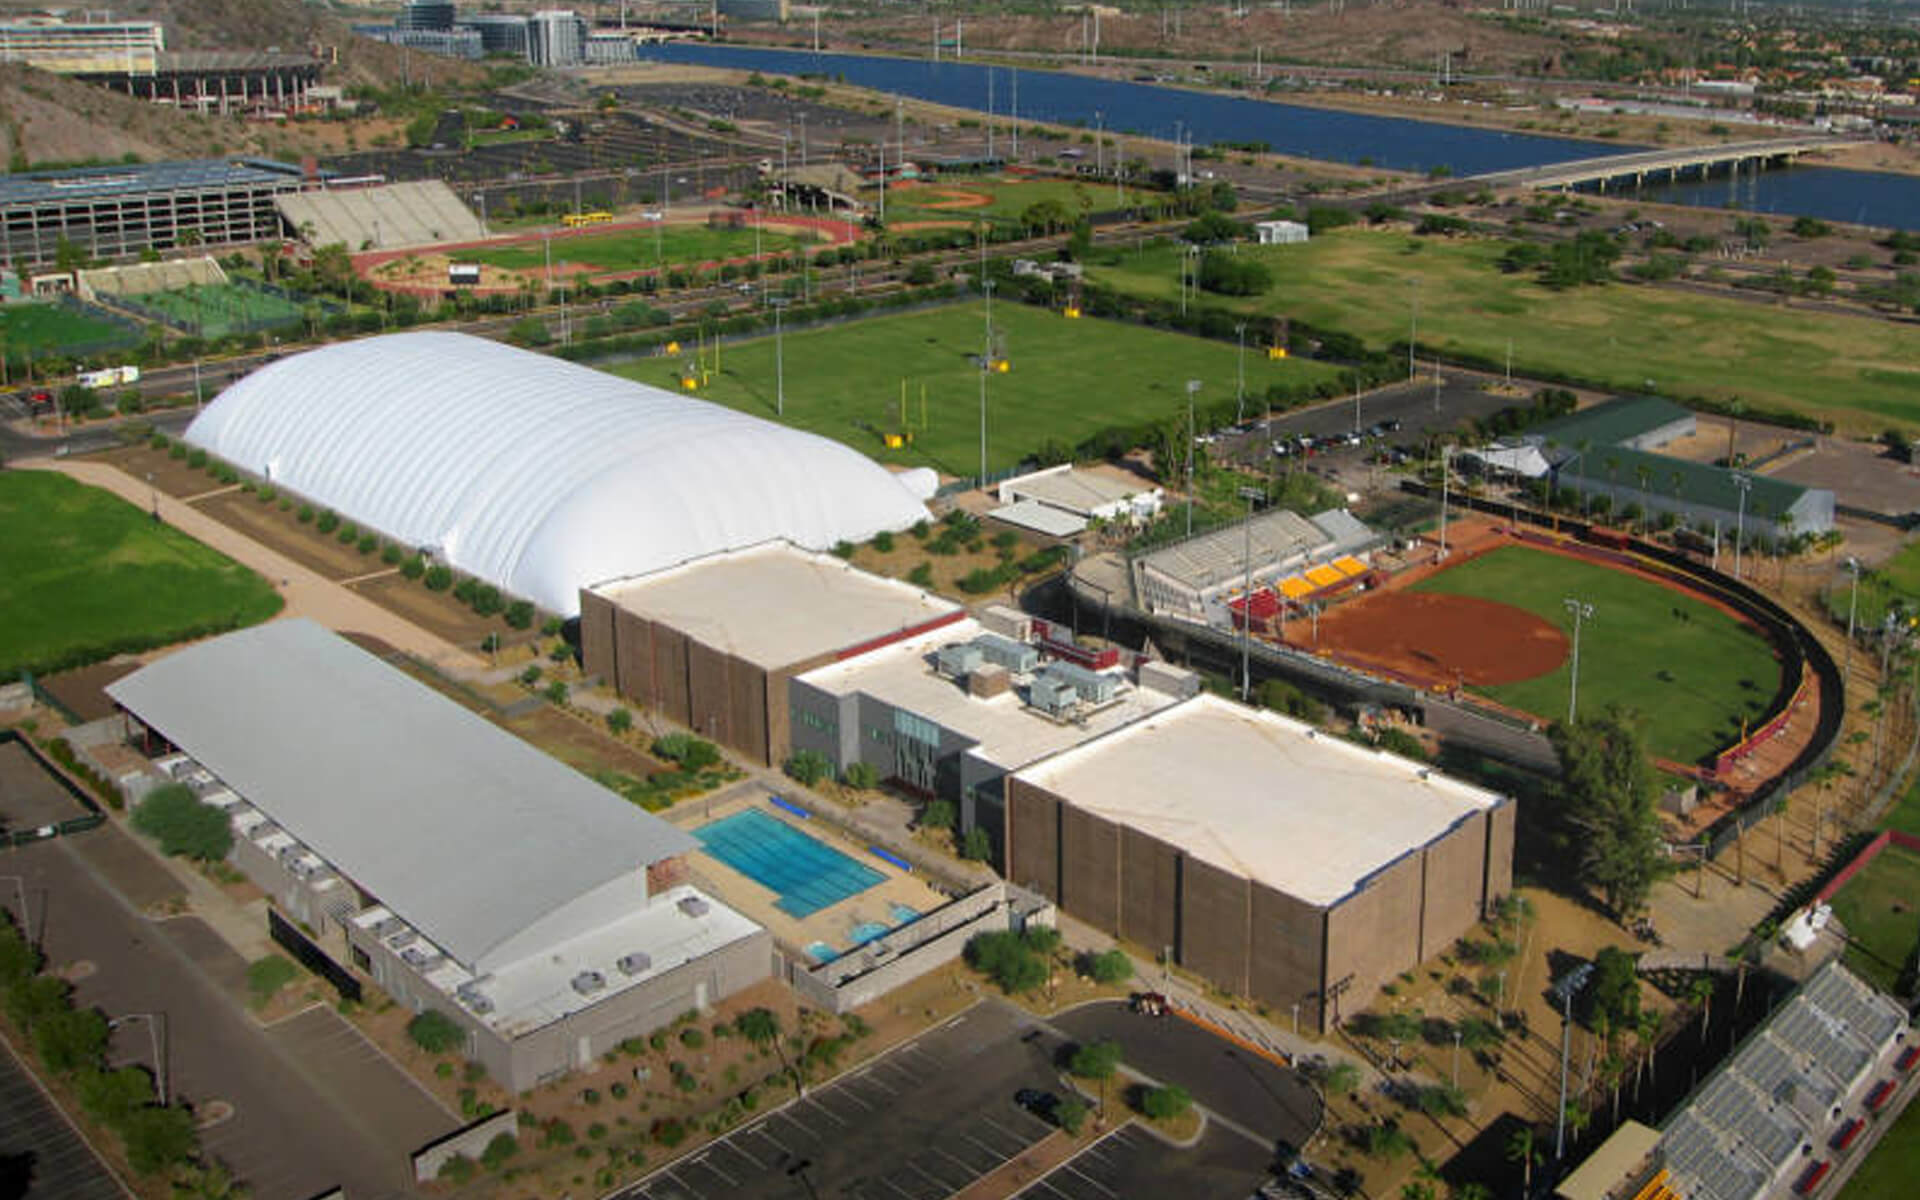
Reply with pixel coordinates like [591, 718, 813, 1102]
[1069, 1039, 1122, 1080]
[1505, 1126, 1538, 1194]
[33, 1006, 108, 1075]
[1084, 949, 1133, 985]
[965, 931, 1047, 994]
[1140, 1083, 1192, 1120]
[1320, 1060, 1362, 1096]
[1586, 946, 1642, 1031]
[1197, 250, 1272, 296]
[1549, 708, 1668, 917]
[407, 1009, 464, 1054]
[479, 1132, 519, 1170]
[121, 1104, 196, 1175]
[785, 749, 830, 786]
[76, 1066, 155, 1126]
[961, 826, 992, 861]
[921, 799, 956, 829]
[1056, 1095, 1089, 1134]
[734, 1007, 781, 1045]
[132, 783, 233, 861]
[1366, 1121, 1413, 1161]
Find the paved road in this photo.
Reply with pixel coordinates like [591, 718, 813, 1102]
[5, 831, 456, 1200]
[1052, 1001, 1322, 1153]
[0, 1031, 126, 1200]
[619, 1001, 1063, 1200]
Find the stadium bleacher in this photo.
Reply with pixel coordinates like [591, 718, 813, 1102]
[277, 181, 485, 252]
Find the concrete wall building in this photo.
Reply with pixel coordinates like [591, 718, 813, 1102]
[583, 31, 638, 65]
[108, 620, 771, 1090]
[398, 1, 458, 31]
[1005, 693, 1513, 1030]
[461, 14, 530, 57]
[0, 15, 163, 74]
[1254, 219, 1309, 245]
[582, 542, 966, 767]
[1554, 446, 1834, 544]
[1132, 507, 1380, 626]
[995, 464, 1163, 531]
[528, 10, 586, 66]
[0, 157, 310, 268]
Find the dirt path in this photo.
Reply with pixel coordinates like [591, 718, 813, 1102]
[18, 457, 481, 672]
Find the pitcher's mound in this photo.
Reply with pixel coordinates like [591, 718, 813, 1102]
[1301, 592, 1568, 688]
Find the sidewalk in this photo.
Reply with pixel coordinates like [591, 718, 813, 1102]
[22, 457, 481, 673]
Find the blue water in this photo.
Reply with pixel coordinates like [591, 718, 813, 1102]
[849, 920, 891, 945]
[807, 941, 839, 962]
[889, 902, 922, 924]
[696, 808, 885, 917]
[640, 43, 1920, 231]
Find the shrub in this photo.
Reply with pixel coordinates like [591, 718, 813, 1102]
[407, 1009, 464, 1054]
[921, 799, 955, 829]
[400, 555, 425, 580]
[961, 826, 992, 861]
[652, 733, 720, 770]
[1083, 948, 1133, 985]
[965, 930, 1047, 994]
[423, 565, 453, 591]
[871, 530, 894, 552]
[439, 1154, 477, 1184]
[132, 783, 232, 861]
[121, 1104, 196, 1175]
[245, 956, 297, 1008]
[651, 1118, 688, 1147]
[831, 539, 855, 559]
[1141, 1084, 1192, 1120]
[169, 442, 187, 460]
[785, 749, 830, 786]
[518, 664, 542, 686]
[296, 504, 314, 524]
[607, 707, 633, 734]
[543, 680, 568, 706]
[336, 522, 358, 545]
[149, 432, 170, 450]
[1056, 1095, 1090, 1133]
[907, 562, 934, 588]
[479, 1132, 518, 1170]
[315, 510, 339, 534]
[504, 599, 535, 629]
[381, 542, 403, 565]
[357, 533, 378, 555]
[1069, 1039, 1122, 1080]
[842, 760, 880, 790]
[185, 448, 207, 469]
[679, 1027, 706, 1049]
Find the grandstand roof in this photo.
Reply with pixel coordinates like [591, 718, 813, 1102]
[0, 158, 306, 207]
[184, 333, 930, 615]
[1012, 692, 1505, 905]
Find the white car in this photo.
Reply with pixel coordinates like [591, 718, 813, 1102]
[642, 210, 664, 221]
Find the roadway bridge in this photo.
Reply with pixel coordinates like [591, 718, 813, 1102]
[1468, 133, 1860, 192]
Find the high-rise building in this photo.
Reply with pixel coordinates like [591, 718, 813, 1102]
[527, 10, 585, 67]
[396, 1, 457, 32]
[460, 13, 530, 58]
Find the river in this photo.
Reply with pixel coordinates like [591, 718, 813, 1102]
[636, 42, 1920, 231]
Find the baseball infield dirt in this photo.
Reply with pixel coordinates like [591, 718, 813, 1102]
[1292, 592, 1568, 688]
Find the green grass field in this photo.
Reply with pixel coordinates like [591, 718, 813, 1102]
[131, 282, 307, 338]
[465, 224, 809, 274]
[1827, 844, 1920, 996]
[1412, 545, 1782, 762]
[610, 301, 1344, 475]
[883, 176, 1139, 226]
[0, 302, 137, 353]
[1826, 539, 1920, 631]
[1083, 229, 1920, 433]
[0, 472, 283, 676]
[1842, 1083, 1920, 1200]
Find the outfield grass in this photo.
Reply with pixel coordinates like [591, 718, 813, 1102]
[1412, 545, 1781, 762]
[610, 301, 1344, 475]
[465, 224, 809, 274]
[1083, 229, 1920, 433]
[1827, 844, 1920, 996]
[1843, 1093, 1920, 1200]
[883, 176, 1138, 226]
[1826, 539, 1920, 631]
[1882, 778, 1920, 840]
[0, 472, 283, 676]
[0, 301, 136, 353]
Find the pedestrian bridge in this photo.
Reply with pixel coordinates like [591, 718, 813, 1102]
[1469, 134, 1860, 192]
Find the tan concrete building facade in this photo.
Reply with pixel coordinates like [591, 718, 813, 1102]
[1006, 695, 1513, 1030]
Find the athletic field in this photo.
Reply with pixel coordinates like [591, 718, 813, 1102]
[1084, 228, 1920, 434]
[465, 224, 811, 275]
[883, 176, 1139, 228]
[0, 472, 283, 676]
[1826, 843, 1920, 996]
[610, 301, 1343, 475]
[1411, 545, 1782, 763]
[129, 281, 307, 338]
[0, 301, 137, 354]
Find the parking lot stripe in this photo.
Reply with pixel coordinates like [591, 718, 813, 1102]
[662, 1169, 706, 1199]
[804, 1097, 849, 1127]
[826, 1083, 877, 1111]
[748, 1122, 791, 1155]
[692, 1153, 739, 1187]
[720, 1137, 764, 1170]
[1061, 1161, 1119, 1197]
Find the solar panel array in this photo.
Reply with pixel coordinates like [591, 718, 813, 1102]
[1656, 962, 1905, 1200]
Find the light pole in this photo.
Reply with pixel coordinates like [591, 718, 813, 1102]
[1731, 473, 1751, 580]
[1553, 963, 1594, 1162]
[1234, 322, 1247, 424]
[771, 297, 790, 417]
[1563, 598, 1595, 723]
[1185, 379, 1201, 538]
[1407, 277, 1419, 382]
[979, 282, 995, 487]
[110, 1013, 166, 1105]
[1843, 556, 1862, 684]
[1438, 445, 1451, 554]
[1239, 486, 1263, 702]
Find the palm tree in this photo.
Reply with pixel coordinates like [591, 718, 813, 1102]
[1505, 1125, 1538, 1194]
[1564, 1101, 1593, 1148]
[1687, 975, 1715, 1047]
[1604, 456, 1621, 516]
[1635, 1010, 1661, 1096]
[1634, 465, 1654, 532]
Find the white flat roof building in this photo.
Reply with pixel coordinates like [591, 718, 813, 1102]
[1013, 692, 1503, 906]
[588, 541, 962, 671]
[997, 464, 1162, 523]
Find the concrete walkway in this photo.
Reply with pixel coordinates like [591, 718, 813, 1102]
[22, 458, 481, 672]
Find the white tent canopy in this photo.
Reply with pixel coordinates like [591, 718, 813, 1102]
[1463, 443, 1554, 479]
[186, 332, 929, 615]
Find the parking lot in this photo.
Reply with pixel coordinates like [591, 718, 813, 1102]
[1012, 1121, 1273, 1200]
[620, 1001, 1064, 1200]
[0, 1034, 125, 1200]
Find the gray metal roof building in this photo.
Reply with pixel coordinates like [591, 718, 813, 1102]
[108, 618, 697, 973]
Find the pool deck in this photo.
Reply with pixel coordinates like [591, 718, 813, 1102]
[678, 784, 948, 963]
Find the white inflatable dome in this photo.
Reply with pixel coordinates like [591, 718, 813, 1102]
[186, 332, 930, 615]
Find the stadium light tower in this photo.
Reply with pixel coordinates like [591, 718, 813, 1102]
[1731, 473, 1752, 580]
[1563, 598, 1595, 723]
[1552, 962, 1594, 1162]
[771, 298, 791, 417]
[1235, 322, 1247, 424]
[979, 282, 996, 489]
[1843, 556, 1862, 684]
[1407, 277, 1419, 382]
[1185, 379, 1202, 537]
[1239, 485, 1263, 702]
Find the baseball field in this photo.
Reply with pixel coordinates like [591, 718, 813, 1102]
[610, 300, 1344, 475]
[0, 471, 283, 676]
[463, 223, 812, 275]
[1825, 842, 1920, 996]
[1397, 544, 1782, 763]
[881, 176, 1138, 228]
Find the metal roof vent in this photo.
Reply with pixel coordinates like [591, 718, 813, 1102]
[617, 951, 653, 976]
[571, 970, 607, 996]
[677, 895, 710, 918]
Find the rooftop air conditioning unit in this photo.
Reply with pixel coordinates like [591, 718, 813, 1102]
[617, 951, 653, 976]
[571, 970, 607, 996]
[460, 990, 494, 1015]
[677, 896, 710, 918]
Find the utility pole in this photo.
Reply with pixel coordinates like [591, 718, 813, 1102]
[1563, 599, 1595, 723]
[1731, 473, 1751, 580]
[1439, 445, 1452, 553]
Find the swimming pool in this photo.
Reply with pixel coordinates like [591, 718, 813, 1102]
[695, 808, 885, 918]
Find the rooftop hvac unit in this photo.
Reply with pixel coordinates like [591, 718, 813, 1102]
[1029, 675, 1078, 718]
[969, 661, 1011, 699]
[155, 754, 190, 778]
[1043, 661, 1116, 704]
[936, 643, 984, 678]
[401, 945, 442, 970]
[973, 632, 1040, 674]
[616, 951, 653, 976]
[1138, 660, 1201, 698]
[457, 985, 495, 1015]
[385, 926, 417, 950]
[978, 604, 1032, 642]
[677, 895, 710, 918]
[372, 915, 406, 938]
[571, 970, 607, 996]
